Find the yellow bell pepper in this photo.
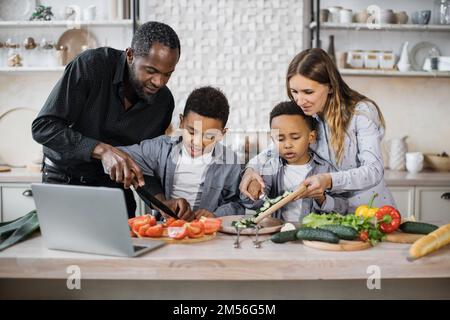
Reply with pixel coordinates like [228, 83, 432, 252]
[355, 193, 378, 218]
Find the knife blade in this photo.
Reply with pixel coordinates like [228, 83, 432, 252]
[134, 186, 179, 220]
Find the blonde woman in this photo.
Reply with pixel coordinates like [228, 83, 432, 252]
[240, 48, 395, 212]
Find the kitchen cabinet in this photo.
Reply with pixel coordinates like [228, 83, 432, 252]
[389, 186, 415, 217]
[0, 184, 35, 222]
[415, 187, 450, 223]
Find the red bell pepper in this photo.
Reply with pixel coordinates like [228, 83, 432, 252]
[375, 206, 401, 234]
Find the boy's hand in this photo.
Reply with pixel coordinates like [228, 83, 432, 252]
[240, 168, 265, 201]
[294, 173, 332, 200]
[248, 180, 264, 200]
[162, 198, 195, 221]
[194, 209, 216, 219]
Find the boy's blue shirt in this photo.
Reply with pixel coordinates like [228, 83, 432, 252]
[119, 135, 245, 216]
[240, 148, 349, 221]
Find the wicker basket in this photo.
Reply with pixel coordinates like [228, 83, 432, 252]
[424, 153, 450, 171]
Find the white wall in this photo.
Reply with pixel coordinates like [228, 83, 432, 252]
[141, 0, 305, 130]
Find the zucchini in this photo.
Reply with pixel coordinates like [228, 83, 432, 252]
[318, 224, 358, 240]
[296, 227, 339, 243]
[271, 230, 298, 243]
[400, 221, 439, 235]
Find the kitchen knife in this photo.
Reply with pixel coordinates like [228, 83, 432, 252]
[134, 186, 179, 220]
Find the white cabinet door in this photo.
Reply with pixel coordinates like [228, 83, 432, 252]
[415, 187, 450, 224]
[389, 186, 415, 218]
[1, 185, 36, 222]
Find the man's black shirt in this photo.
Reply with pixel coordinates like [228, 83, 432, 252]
[32, 47, 174, 195]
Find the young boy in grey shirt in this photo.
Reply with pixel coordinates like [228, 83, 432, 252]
[118, 86, 244, 221]
[241, 101, 348, 222]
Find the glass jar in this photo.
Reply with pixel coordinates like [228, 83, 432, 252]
[0, 41, 5, 67]
[40, 38, 55, 67]
[23, 37, 38, 67]
[6, 39, 22, 67]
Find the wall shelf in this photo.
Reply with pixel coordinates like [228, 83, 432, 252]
[0, 20, 133, 28]
[0, 67, 65, 73]
[339, 68, 450, 78]
[309, 21, 450, 32]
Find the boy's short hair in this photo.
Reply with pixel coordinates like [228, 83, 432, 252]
[183, 86, 230, 127]
[270, 101, 316, 131]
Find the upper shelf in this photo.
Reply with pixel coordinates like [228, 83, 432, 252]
[339, 68, 450, 78]
[0, 20, 133, 28]
[309, 21, 450, 32]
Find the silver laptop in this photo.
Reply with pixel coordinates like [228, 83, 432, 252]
[31, 183, 165, 257]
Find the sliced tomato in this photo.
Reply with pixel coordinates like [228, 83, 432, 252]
[187, 221, 205, 238]
[168, 226, 189, 240]
[144, 224, 164, 237]
[203, 219, 221, 234]
[147, 215, 157, 226]
[163, 217, 177, 227]
[138, 224, 151, 237]
[170, 219, 187, 228]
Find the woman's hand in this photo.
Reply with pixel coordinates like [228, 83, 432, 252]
[239, 168, 265, 201]
[296, 173, 332, 200]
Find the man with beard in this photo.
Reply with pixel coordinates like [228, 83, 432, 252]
[32, 21, 190, 218]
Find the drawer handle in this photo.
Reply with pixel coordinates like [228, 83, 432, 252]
[22, 189, 33, 197]
[441, 193, 450, 200]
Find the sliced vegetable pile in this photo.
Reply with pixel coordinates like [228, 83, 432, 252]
[128, 215, 221, 240]
[0, 210, 40, 251]
[233, 191, 293, 228]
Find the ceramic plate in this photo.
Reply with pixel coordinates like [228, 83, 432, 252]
[56, 28, 98, 65]
[0, 108, 42, 167]
[219, 215, 284, 235]
[0, 0, 35, 21]
[410, 41, 441, 71]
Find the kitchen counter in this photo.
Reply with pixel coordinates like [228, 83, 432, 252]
[0, 168, 41, 183]
[1, 232, 449, 299]
[1, 168, 449, 186]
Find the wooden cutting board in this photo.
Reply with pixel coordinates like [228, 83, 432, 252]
[134, 229, 217, 244]
[220, 215, 283, 235]
[303, 240, 372, 251]
[385, 231, 424, 244]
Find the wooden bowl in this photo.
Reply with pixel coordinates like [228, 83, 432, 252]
[424, 153, 450, 171]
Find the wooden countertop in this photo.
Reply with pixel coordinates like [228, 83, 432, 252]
[1, 168, 449, 186]
[0, 168, 41, 183]
[1, 233, 449, 281]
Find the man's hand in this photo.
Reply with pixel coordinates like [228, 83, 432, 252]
[92, 142, 144, 189]
[194, 209, 216, 219]
[162, 198, 195, 221]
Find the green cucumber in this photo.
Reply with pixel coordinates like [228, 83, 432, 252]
[318, 224, 358, 240]
[270, 230, 298, 243]
[296, 227, 340, 243]
[399, 221, 439, 235]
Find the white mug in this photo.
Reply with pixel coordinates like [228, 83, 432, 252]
[83, 5, 96, 21]
[406, 152, 424, 174]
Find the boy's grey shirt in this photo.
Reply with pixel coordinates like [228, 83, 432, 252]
[240, 149, 349, 221]
[246, 101, 395, 213]
[118, 135, 244, 216]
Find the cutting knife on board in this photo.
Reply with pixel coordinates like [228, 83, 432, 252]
[134, 186, 179, 220]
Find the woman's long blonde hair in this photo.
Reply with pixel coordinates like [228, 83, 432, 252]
[286, 48, 385, 164]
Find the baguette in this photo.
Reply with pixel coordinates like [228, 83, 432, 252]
[409, 224, 450, 259]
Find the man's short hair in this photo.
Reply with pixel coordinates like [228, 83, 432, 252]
[183, 86, 230, 127]
[131, 21, 180, 57]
